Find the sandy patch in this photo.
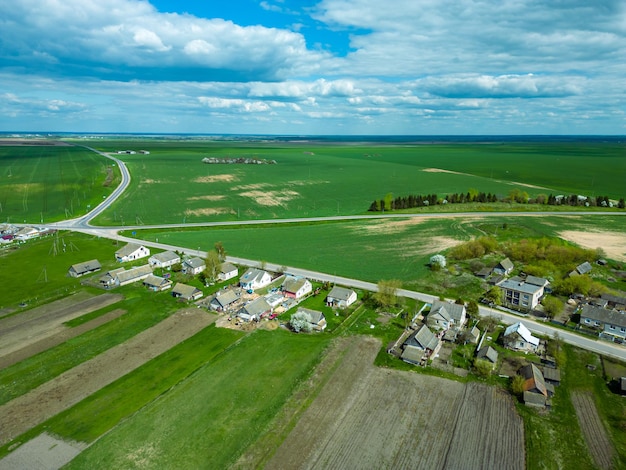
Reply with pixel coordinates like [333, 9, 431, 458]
[359, 218, 428, 235]
[559, 230, 626, 261]
[422, 168, 472, 176]
[0, 433, 86, 470]
[231, 183, 272, 191]
[286, 180, 330, 187]
[507, 181, 553, 190]
[239, 190, 299, 207]
[187, 195, 226, 202]
[184, 207, 232, 217]
[193, 174, 239, 183]
[141, 179, 161, 184]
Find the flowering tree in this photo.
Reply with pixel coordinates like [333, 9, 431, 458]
[430, 254, 447, 270]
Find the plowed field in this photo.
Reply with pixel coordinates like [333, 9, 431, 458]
[266, 336, 525, 470]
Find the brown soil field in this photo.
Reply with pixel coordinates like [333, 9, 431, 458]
[0, 433, 85, 470]
[0, 309, 216, 445]
[571, 391, 616, 470]
[265, 336, 524, 470]
[0, 292, 124, 358]
[559, 230, 626, 262]
[0, 309, 127, 370]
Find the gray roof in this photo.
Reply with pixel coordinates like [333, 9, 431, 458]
[477, 346, 498, 363]
[69, 259, 101, 275]
[328, 286, 356, 302]
[576, 261, 592, 275]
[498, 257, 514, 272]
[115, 243, 143, 257]
[520, 364, 548, 397]
[525, 275, 549, 287]
[151, 251, 179, 263]
[172, 283, 202, 298]
[405, 324, 439, 351]
[430, 300, 465, 323]
[503, 322, 540, 347]
[401, 346, 425, 364]
[116, 265, 152, 284]
[241, 297, 272, 317]
[214, 289, 239, 307]
[143, 274, 170, 288]
[220, 262, 237, 274]
[283, 277, 310, 294]
[184, 257, 205, 269]
[542, 367, 561, 383]
[240, 268, 269, 283]
[498, 278, 544, 295]
[580, 305, 626, 328]
[600, 293, 626, 307]
[475, 267, 493, 278]
[523, 391, 546, 407]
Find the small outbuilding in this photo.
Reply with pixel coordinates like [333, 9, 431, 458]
[68, 259, 101, 278]
[326, 286, 357, 308]
[172, 283, 203, 301]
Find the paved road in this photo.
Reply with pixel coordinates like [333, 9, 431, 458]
[32, 146, 626, 361]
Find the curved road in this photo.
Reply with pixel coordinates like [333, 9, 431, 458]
[37, 146, 626, 361]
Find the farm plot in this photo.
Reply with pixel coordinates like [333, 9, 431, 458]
[0, 292, 123, 359]
[266, 336, 524, 470]
[0, 309, 215, 445]
[571, 391, 616, 470]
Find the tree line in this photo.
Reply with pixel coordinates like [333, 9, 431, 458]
[368, 189, 626, 211]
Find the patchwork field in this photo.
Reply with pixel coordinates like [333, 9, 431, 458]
[78, 139, 626, 225]
[0, 144, 118, 223]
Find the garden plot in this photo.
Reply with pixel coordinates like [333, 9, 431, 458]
[0, 309, 215, 445]
[571, 391, 616, 470]
[0, 292, 123, 358]
[266, 336, 524, 470]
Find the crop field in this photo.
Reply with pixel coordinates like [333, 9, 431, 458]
[265, 336, 524, 470]
[0, 144, 118, 223]
[83, 139, 626, 225]
[136, 215, 626, 296]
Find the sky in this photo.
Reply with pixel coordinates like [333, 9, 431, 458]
[1, 0, 625, 135]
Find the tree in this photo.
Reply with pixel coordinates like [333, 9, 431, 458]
[479, 315, 499, 333]
[542, 295, 563, 320]
[430, 254, 446, 271]
[290, 311, 312, 333]
[474, 359, 493, 378]
[466, 300, 479, 319]
[619, 198, 625, 209]
[484, 286, 502, 305]
[205, 250, 221, 281]
[214, 241, 226, 262]
[373, 279, 402, 309]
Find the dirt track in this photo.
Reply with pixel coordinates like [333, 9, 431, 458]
[0, 309, 215, 445]
[265, 336, 524, 470]
[0, 292, 123, 358]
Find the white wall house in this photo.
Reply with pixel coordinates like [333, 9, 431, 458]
[115, 243, 150, 263]
[326, 286, 357, 308]
[282, 276, 313, 299]
[240, 268, 272, 291]
[148, 251, 180, 269]
[218, 263, 238, 282]
[502, 322, 540, 353]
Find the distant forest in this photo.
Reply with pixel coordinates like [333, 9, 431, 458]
[368, 190, 626, 212]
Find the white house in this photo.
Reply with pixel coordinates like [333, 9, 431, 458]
[239, 268, 272, 291]
[14, 226, 40, 241]
[282, 276, 312, 299]
[183, 257, 206, 275]
[427, 300, 467, 331]
[502, 322, 540, 353]
[148, 251, 180, 269]
[498, 277, 547, 311]
[115, 243, 150, 263]
[326, 286, 357, 308]
[218, 262, 238, 282]
[237, 297, 272, 322]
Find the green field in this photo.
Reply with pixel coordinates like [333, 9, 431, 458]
[0, 145, 118, 223]
[81, 140, 626, 225]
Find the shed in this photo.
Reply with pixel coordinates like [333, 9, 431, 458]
[68, 259, 101, 278]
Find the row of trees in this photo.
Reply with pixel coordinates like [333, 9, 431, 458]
[367, 189, 626, 211]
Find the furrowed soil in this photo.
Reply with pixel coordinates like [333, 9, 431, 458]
[0, 292, 123, 358]
[0, 309, 215, 445]
[265, 336, 524, 470]
[571, 391, 616, 470]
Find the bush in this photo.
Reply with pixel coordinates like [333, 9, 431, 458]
[430, 254, 447, 269]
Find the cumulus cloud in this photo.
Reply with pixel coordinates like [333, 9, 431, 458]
[0, 0, 326, 81]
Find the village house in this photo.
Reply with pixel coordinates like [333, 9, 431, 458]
[148, 251, 180, 269]
[502, 322, 540, 353]
[218, 262, 238, 282]
[600, 293, 626, 312]
[99, 268, 126, 289]
[143, 274, 172, 292]
[115, 243, 150, 263]
[497, 276, 547, 311]
[183, 257, 206, 275]
[209, 289, 240, 311]
[14, 226, 40, 241]
[476, 346, 499, 367]
[569, 261, 592, 277]
[579, 304, 626, 341]
[493, 257, 514, 276]
[239, 268, 272, 291]
[114, 265, 153, 287]
[400, 324, 441, 365]
[426, 300, 467, 331]
[68, 259, 101, 278]
[282, 276, 313, 300]
[466, 325, 481, 344]
[294, 307, 327, 331]
[326, 286, 357, 308]
[172, 283, 203, 301]
[237, 297, 272, 322]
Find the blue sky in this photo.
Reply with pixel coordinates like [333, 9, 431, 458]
[1, 0, 625, 135]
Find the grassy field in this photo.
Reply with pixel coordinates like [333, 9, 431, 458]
[0, 144, 118, 223]
[134, 214, 626, 298]
[80, 139, 626, 225]
[65, 329, 330, 470]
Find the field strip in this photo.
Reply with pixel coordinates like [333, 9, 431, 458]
[0, 432, 86, 470]
[0, 309, 216, 446]
[571, 391, 615, 470]
[0, 309, 127, 371]
[0, 293, 124, 358]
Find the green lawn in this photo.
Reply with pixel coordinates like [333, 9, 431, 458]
[0, 145, 118, 223]
[65, 329, 330, 470]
